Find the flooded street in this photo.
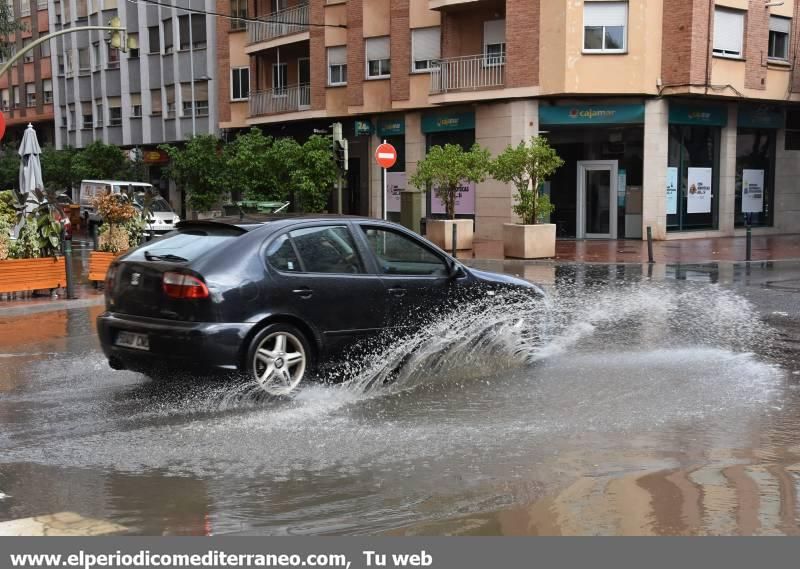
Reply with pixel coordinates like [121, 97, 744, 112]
[1, 261, 799, 535]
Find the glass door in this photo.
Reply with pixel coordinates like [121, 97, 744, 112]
[298, 57, 310, 108]
[577, 160, 618, 239]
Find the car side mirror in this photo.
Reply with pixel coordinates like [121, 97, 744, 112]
[447, 260, 465, 280]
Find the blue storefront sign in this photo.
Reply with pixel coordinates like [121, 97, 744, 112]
[538, 104, 645, 126]
[738, 105, 784, 129]
[377, 117, 405, 137]
[669, 103, 728, 127]
[421, 111, 476, 133]
[354, 119, 373, 136]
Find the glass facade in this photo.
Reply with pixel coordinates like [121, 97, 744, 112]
[734, 129, 775, 227]
[667, 125, 720, 232]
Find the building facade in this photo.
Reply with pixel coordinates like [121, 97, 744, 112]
[1, 0, 55, 146]
[219, 0, 800, 241]
[51, 0, 219, 197]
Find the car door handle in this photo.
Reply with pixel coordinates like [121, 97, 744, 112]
[292, 288, 313, 299]
[388, 287, 406, 297]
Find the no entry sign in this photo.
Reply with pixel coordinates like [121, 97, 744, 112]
[0, 111, 6, 142]
[375, 142, 397, 170]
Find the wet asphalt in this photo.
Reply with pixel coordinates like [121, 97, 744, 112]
[0, 260, 799, 536]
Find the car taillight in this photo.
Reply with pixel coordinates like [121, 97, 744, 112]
[162, 272, 209, 300]
[105, 264, 117, 291]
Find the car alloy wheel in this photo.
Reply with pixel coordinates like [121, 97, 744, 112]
[252, 331, 307, 396]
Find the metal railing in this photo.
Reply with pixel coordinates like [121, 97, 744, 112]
[247, 3, 310, 44]
[430, 53, 506, 94]
[250, 84, 311, 116]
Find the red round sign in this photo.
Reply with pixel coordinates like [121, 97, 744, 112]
[375, 142, 397, 169]
[0, 111, 6, 142]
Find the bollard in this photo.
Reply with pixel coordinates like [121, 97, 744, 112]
[451, 223, 457, 259]
[646, 226, 655, 264]
[746, 226, 752, 262]
[62, 230, 76, 300]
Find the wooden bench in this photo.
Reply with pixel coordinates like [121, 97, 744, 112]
[0, 257, 66, 294]
[88, 251, 119, 282]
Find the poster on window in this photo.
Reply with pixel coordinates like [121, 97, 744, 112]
[386, 172, 406, 214]
[741, 169, 765, 213]
[666, 167, 678, 215]
[430, 181, 476, 215]
[686, 168, 712, 214]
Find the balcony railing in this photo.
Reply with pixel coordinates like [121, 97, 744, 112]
[250, 84, 311, 117]
[247, 3, 310, 45]
[430, 54, 506, 95]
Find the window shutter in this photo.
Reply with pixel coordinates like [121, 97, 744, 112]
[107, 96, 121, 107]
[151, 90, 162, 113]
[328, 45, 346, 66]
[584, 1, 627, 27]
[195, 82, 209, 100]
[483, 19, 505, 45]
[366, 36, 390, 61]
[412, 27, 440, 62]
[714, 8, 744, 54]
[130, 93, 141, 106]
[770, 16, 791, 34]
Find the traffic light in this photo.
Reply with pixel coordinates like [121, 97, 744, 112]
[331, 122, 348, 172]
[107, 17, 135, 53]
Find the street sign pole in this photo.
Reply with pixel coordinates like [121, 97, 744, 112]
[374, 140, 397, 221]
[382, 140, 387, 220]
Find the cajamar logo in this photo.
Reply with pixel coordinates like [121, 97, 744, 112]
[569, 108, 617, 120]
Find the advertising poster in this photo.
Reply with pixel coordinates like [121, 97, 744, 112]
[386, 172, 406, 214]
[666, 167, 678, 215]
[686, 167, 712, 214]
[430, 181, 476, 215]
[742, 169, 765, 213]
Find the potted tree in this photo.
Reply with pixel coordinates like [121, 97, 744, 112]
[410, 143, 491, 251]
[88, 192, 139, 283]
[491, 136, 564, 259]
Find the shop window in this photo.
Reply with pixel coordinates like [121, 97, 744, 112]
[483, 20, 506, 64]
[667, 125, 720, 232]
[735, 129, 775, 228]
[769, 16, 791, 61]
[785, 109, 800, 151]
[327, 46, 347, 86]
[412, 27, 440, 72]
[713, 8, 744, 58]
[583, 1, 627, 53]
[366, 37, 390, 79]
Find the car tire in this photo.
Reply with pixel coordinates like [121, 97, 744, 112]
[245, 323, 313, 397]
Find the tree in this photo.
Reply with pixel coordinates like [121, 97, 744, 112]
[490, 136, 564, 225]
[0, 2, 22, 58]
[0, 144, 20, 190]
[223, 128, 279, 202]
[291, 135, 338, 213]
[409, 143, 491, 220]
[71, 141, 129, 181]
[41, 146, 80, 194]
[160, 135, 226, 212]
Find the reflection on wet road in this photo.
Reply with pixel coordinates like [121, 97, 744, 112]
[0, 261, 799, 535]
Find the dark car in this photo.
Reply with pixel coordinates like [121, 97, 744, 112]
[97, 216, 542, 396]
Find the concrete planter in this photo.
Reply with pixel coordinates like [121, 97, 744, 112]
[0, 257, 66, 294]
[503, 223, 556, 259]
[427, 219, 474, 251]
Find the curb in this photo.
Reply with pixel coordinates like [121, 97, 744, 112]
[0, 296, 105, 317]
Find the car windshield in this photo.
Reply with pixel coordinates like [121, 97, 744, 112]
[134, 194, 173, 213]
[127, 227, 242, 263]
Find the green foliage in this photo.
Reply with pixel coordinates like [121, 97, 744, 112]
[291, 135, 338, 213]
[11, 219, 41, 259]
[71, 141, 129, 181]
[41, 146, 80, 193]
[490, 136, 564, 225]
[125, 150, 148, 183]
[223, 129, 280, 202]
[0, 189, 16, 225]
[160, 135, 227, 212]
[22, 187, 67, 257]
[0, 215, 10, 260]
[410, 144, 491, 219]
[0, 144, 20, 191]
[0, 3, 22, 59]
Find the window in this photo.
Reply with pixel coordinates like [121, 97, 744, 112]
[107, 43, 119, 68]
[76, 0, 87, 20]
[128, 33, 139, 58]
[412, 27, 440, 72]
[165, 85, 175, 117]
[148, 25, 160, 54]
[108, 97, 122, 125]
[43, 79, 52, 103]
[271, 0, 287, 13]
[25, 83, 35, 107]
[735, 128, 775, 228]
[713, 7, 744, 58]
[11, 86, 18, 109]
[22, 39, 33, 63]
[583, 2, 627, 53]
[78, 47, 90, 73]
[483, 19, 506, 64]
[231, 67, 250, 100]
[366, 36, 390, 78]
[150, 88, 162, 116]
[68, 105, 75, 127]
[285, 226, 365, 274]
[95, 102, 104, 127]
[39, 40, 50, 58]
[163, 18, 173, 54]
[786, 109, 800, 151]
[361, 227, 447, 276]
[0, 89, 8, 110]
[181, 82, 209, 116]
[82, 102, 92, 128]
[266, 233, 301, 272]
[769, 16, 791, 61]
[230, 0, 247, 30]
[327, 46, 347, 85]
[272, 62, 287, 93]
[179, 14, 207, 50]
[92, 42, 100, 70]
[60, 108, 67, 128]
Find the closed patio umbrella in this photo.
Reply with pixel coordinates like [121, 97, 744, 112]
[18, 123, 43, 214]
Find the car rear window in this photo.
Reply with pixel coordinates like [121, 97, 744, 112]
[127, 227, 242, 263]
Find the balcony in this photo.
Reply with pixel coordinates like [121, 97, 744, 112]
[250, 84, 311, 117]
[246, 3, 310, 51]
[430, 54, 506, 95]
[429, 0, 488, 9]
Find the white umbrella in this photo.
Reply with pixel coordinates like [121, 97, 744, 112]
[18, 123, 43, 215]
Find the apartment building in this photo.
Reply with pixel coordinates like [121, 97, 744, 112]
[226, 0, 800, 241]
[0, 0, 55, 146]
[51, 0, 219, 199]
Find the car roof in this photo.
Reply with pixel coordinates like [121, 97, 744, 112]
[177, 214, 384, 232]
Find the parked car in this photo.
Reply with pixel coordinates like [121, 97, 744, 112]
[79, 180, 180, 236]
[97, 216, 543, 396]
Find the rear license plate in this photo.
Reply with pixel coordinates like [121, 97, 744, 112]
[116, 331, 149, 351]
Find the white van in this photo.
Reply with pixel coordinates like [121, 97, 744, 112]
[79, 180, 181, 236]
